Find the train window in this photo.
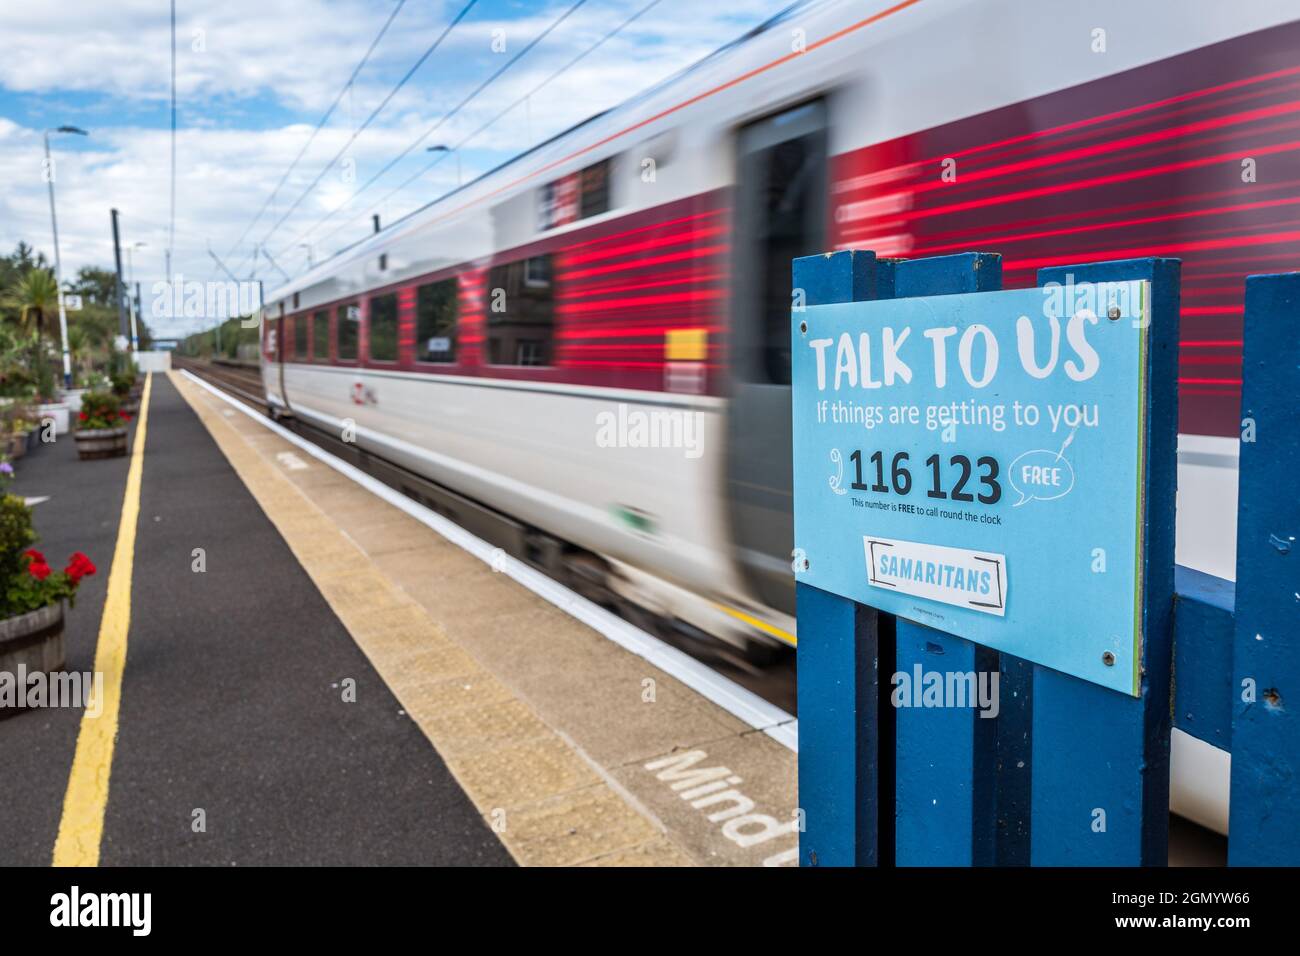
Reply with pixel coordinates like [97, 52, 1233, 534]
[580, 157, 610, 219]
[369, 292, 398, 362]
[293, 314, 308, 359]
[737, 105, 827, 385]
[337, 303, 359, 361]
[524, 255, 551, 287]
[416, 278, 458, 363]
[486, 254, 554, 367]
[537, 158, 611, 231]
[311, 310, 329, 361]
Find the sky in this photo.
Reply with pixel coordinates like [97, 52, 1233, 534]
[0, 0, 790, 336]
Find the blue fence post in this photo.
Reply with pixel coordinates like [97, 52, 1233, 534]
[1228, 273, 1300, 865]
[795, 250, 888, 867]
[1029, 258, 1180, 865]
[885, 254, 1033, 866]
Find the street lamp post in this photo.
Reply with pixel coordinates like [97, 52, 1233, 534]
[127, 241, 146, 353]
[43, 125, 88, 388]
[427, 145, 461, 186]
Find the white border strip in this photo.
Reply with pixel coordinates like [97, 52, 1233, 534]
[181, 369, 798, 751]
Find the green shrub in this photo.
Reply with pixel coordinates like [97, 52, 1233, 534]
[110, 373, 131, 397]
[0, 493, 36, 590]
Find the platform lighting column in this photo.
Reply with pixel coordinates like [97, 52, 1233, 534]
[44, 125, 88, 387]
[127, 241, 146, 353]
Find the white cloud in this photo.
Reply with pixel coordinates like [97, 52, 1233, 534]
[0, 0, 788, 336]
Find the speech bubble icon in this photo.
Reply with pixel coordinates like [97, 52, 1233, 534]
[1009, 449, 1076, 507]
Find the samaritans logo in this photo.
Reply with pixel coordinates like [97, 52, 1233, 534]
[865, 536, 1007, 616]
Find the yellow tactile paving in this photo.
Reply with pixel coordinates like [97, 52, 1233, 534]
[171, 371, 800, 867]
[501, 785, 663, 868]
[579, 836, 698, 867]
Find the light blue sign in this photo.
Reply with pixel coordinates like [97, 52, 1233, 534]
[792, 281, 1151, 696]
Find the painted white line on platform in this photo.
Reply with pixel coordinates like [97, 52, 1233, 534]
[180, 369, 799, 752]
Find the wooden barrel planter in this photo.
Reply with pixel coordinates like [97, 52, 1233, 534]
[6, 431, 28, 460]
[0, 603, 64, 719]
[74, 426, 129, 460]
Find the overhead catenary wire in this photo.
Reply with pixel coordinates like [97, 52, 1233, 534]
[169, 0, 177, 280]
[275, 0, 592, 261]
[304, 0, 663, 258]
[244, 0, 480, 266]
[222, 0, 410, 263]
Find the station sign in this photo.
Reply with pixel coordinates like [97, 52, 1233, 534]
[792, 280, 1151, 696]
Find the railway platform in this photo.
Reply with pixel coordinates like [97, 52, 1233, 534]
[0, 371, 799, 867]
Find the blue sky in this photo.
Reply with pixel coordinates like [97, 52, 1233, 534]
[0, 0, 789, 335]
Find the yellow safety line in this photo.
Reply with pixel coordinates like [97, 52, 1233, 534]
[713, 602, 797, 646]
[52, 372, 152, 867]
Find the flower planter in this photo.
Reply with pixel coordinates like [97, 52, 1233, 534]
[0, 603, 64, 719]
[73, 426, 129, 460]
[6, 432, 28, 460]
[36, 402, 70, 435]
[119, 396, 140, 415]
[60, 388, 87, 413]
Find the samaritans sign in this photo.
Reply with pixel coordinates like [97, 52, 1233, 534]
[792, 279, 1151, 696]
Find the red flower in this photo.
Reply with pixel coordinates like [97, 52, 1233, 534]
[119, 412, 132, 422]
[28, 560, 51, 581]
[23, 548, 45, 564]
[79, 411, 88, 421]
[64, 551, 96, 583]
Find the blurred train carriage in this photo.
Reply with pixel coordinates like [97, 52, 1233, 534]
[259, 0, 1300, 833]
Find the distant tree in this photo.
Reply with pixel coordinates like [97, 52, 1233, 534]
[69, 266, 120, 308]
[3, 242, 48, 277]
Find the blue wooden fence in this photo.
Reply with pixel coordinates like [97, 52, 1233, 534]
[794, 249, 1298, 867]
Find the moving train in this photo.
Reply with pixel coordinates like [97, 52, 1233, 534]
[259, 0, 1300, 831]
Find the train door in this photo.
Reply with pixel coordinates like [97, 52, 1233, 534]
[725, 100, 827, 616]
[271, 301, 288, 413]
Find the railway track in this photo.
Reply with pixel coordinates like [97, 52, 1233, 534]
[171, 356, 267, 411]
[175, 357, 797, 712]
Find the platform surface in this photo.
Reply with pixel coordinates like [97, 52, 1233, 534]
[0, 372, 799, 867]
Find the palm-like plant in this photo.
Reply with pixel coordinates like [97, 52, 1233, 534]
[67, 324, 91, 382]
[0, 325, 37, 398]
[2, 269, 59, 336]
